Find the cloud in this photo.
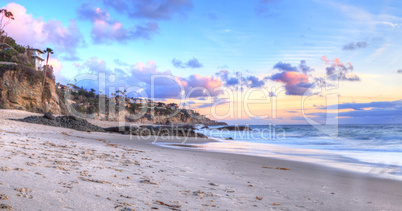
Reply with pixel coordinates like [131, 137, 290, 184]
[246, 76, 265, 88]
[77, 4, 159, 44]
[298, 60, 314, 74]
[77, 3, 109, 22]
[215, 70, 241, 87]
[343, 41, 368, 50]
[198, 97, 229, 108]
[103, 0, 193, 20]
[172, 58, 185, 68]
[321, 56, 360, 81]
[172, 57, 203, 68]
[3, 3, 83, 60]
[114, 59, 129, 66]
[398, 69, 402, 74]
[319, 100, 402, 110]
[270, 71, 311, 95]
[309, 100, 402, 124]
[216, 70, 266, 89]
[273, 62, 298, 72]
[255, 0, 278, 17]
[267, 60, 316, 95]
[48, 58, 63, 73]
[273, 60, 314, 74]
[186, 57, 203, 68]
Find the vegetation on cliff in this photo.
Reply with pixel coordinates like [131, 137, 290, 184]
[58, 85, 226, 125]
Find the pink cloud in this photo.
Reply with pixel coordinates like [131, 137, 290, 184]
[322, 56, 360, 81]
[2, 3, 83, 60]
[77, 3, 159, 43]
[147, 60, 156, 66]
[48, 58, 62, 73]
[270, 71, 311, 95]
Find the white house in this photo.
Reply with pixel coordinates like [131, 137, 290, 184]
[27, 48, 45, 70]
[134, 97, 148, 105]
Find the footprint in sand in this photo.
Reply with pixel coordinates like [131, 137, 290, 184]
[0, 194, 9, 200]
[0, 204, 12, 210]
[14, 187, 33, 199]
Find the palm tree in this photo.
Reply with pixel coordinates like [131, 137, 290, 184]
[42, 48, 54, 86]
[0, 9, 14, 43]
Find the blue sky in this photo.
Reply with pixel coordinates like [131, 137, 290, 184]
[2, 0, 402, 124]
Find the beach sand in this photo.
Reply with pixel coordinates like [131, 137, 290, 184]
[0, 109, 401, 210]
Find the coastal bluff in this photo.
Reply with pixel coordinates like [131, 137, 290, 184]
[0, 65, 226, 126]
[0, 66, 64, 114]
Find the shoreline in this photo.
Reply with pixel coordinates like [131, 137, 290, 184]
[1, 109, 402, 210]
[158, 137, 402, 182]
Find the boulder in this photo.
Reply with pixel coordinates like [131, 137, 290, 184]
[44, 112, 56, 120]
[217, 126, 252, 131]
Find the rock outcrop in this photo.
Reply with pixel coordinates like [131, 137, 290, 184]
[122, 110, 228, 126]
[216, 126, 252, 131]
[0, 68, 64, 114]
[17, 115, 105, 132]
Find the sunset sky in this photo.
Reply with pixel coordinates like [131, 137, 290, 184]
[2, 0, 402, 124]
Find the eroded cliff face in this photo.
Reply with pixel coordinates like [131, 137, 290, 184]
[0, 70, 62, 114]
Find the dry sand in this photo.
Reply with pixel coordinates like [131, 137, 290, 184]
[0, 109, 401, 210]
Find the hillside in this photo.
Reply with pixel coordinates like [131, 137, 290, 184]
[60, 86, 227, 126]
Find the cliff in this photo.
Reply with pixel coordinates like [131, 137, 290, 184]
[0, 67, 225, 126]
[123, 109, 227, 126]
[0, 66, 64, 114]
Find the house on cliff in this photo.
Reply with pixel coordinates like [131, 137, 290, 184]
[167, 103, 179, 110]
[57, 84, 70, 93]
[27, 48, 45, 70]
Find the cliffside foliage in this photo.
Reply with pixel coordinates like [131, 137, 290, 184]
[0, 64, 42, 83]
[0, 36, 54, 84]
[0, 36, 25, 54]
[58, 86, 212, 124]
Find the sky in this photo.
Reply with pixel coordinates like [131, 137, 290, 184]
[1, 0, 402, 125]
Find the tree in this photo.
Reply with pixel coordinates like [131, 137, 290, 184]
[0, 9, 14, 43]
[42, 48, 54, 86]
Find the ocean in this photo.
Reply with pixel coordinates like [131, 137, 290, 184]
[171, 124, 402, 180]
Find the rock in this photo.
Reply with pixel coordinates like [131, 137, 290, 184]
[0, 69, 63, 114]
[225, 137, 234, 140]
[217, 126, 252, 131]
[16, 115, 105, 132]
[104, 125, 207, 138]
[44, 112, 56, 120]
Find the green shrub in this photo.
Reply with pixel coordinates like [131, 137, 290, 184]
[0, 49, 18, 62]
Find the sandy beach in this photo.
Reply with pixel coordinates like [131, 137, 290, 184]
[0, 109, 401, 210]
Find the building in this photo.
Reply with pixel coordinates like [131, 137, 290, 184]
[27, 48, 45, 70]
[133, 97, 147, 105]
[156, 102, 166, 108]
[167, 103, 179, 110]
[126, 98, 135, 104]
[57, 84, 70, 93]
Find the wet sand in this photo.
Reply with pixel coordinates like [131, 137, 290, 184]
[0, 109, 401, 210]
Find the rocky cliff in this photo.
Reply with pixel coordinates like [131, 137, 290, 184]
[0, 67, 63, 114]
[121, 109, 227, 126]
